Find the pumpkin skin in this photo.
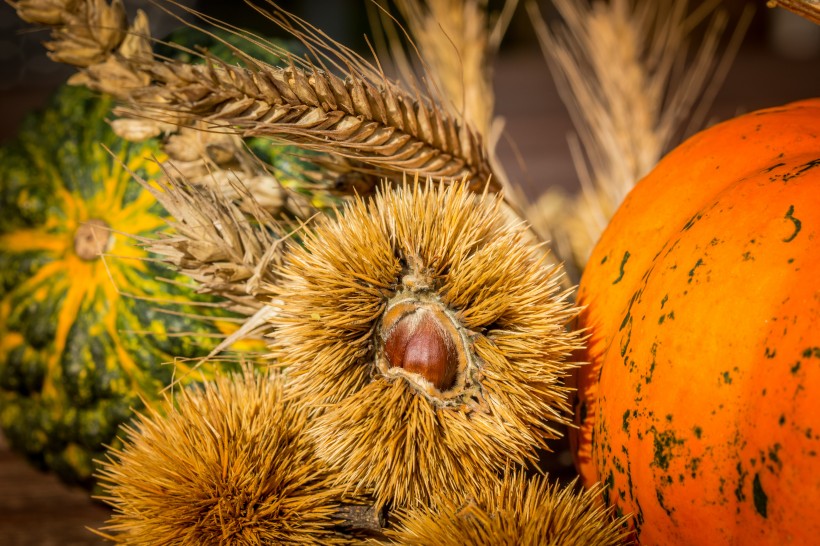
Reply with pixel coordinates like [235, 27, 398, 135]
[571, 99, 820, 545]
[0, 84, 244, 488]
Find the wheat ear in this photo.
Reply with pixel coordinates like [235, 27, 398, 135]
[12, 0, 501, 194]
[526, 0, 751, 281]
[131, 169, 287, 316]
[369, 0, 525, 209]
[9, 0, 336, 218]
[374, 0, 518, 140]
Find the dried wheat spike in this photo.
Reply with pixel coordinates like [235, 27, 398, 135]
[13, 0, 502, 198]
[268, 181, 582, 510]
[12, 0, 153, 96]
[121, 52, 498, 193]
[371, 0, 521, 208]
[128, 163, 287, 317]
[12, 0, 328, 214]
[11, 0, 76, 26]
[95, 366, 360, 545]
[377, 0, 516, 139]
[15, 0, 127, 66]
[527, 0, 750, 279]
[385, 471, 629, 546]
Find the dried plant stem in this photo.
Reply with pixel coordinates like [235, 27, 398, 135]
[768, 0, 820, 25]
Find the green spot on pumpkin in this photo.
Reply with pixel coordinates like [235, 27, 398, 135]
[768, 444, 783, 471]
[802, 347, 820, 359]
[722, 371, 733, 384]
[602, 471, 615, 505]
[619, 316, 632, 357]
[620, 310, 631, 331]
[651, 428, 684, 472]
[753, 473, 768, 518]
[612, 455, 625, 475]
[764, 161, 787, 173]
[693, 426, 702, 439]
[791, 361, 801, 374]
[782, 205, 802, 243]
[687, 258, 704, 284]
[600, 255, 608, 265]
[645, 342, 658, 384]
[682, 213, 702, 231]
[655, 488, 673, 517]
[779, 414, 786, 426]
[622, 409, 631, 433]
[657, 311, 676, 324]
[613, 250, 630, 284]
[735, 463, 748, 503]
[686, 457, 701, 479]
[661, 294, 668, 309]
[764, 347, 777, 359]
[778, 158, 820, 182]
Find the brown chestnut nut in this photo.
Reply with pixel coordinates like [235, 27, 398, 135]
[383, 309, 458, 391]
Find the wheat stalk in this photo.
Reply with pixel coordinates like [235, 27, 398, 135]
[526, 0, 751, 282]
[375, 0, 518, 140]
[12, 0, 501, 195]
[123, 54, 497, 191]
[127, 164, 286, 317]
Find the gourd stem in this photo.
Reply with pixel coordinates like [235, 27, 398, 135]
[73, 219, 111, 260]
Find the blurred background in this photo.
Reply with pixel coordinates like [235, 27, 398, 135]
[0, 1, 818, 544]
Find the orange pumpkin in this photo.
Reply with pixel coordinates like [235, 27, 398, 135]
[571, 99, 820, 545]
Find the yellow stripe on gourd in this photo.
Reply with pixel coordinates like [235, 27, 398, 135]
[41, 262, 91, 399]
[0, 229, 67, 254]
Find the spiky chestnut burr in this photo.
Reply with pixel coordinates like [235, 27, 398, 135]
[384, 471, 630, 546]
[268, 181, 583, 510]
[94, 366, 357, 545]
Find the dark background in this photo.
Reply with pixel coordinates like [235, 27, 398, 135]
[0, 1, 818, 544]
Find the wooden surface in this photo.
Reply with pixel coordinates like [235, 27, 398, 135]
[0, 436, 109, 545]
[0, 7, 818, 545]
